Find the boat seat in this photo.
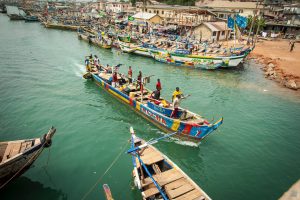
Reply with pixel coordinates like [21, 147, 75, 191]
[142, 168, 183, 188]
[143, 187, 160, 199]
[172, 189, 205, 200]
[186, 118, 205, 125]
[165, 178, 195, 199]
[136, 148, 164, 167]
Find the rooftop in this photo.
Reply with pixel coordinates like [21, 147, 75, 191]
[132, 12, 158, 20]
[196, 0, 264, 9]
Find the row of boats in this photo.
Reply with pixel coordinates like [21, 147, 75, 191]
[78, 28, 253, 70]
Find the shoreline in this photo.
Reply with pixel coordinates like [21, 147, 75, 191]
[247, 39, 299, 91]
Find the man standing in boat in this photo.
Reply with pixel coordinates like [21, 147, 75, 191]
[171, 94, 181, 118]
[156, 79, 162, 91]
[136, 71, 142, 90]
[128, 66, 132, 84]
[172, 87, 182, 102]
[112, 72, 118, 88]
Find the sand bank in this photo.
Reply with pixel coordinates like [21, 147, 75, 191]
[248, 39, 300, 91]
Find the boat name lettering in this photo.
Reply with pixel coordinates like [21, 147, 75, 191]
[141, 107, 167, 126]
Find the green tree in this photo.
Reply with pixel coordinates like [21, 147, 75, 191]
[130, 0, 136, 6]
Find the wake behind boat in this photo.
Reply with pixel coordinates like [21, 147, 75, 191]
[0, 127, 56, 188]
[127, 127, 211, 200]
[83, 57, 223, 144]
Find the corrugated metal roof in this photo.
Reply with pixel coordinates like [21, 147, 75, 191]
[132, 12, 158, 20]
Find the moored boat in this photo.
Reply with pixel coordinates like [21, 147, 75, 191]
[127, 127, 212, 200]
[0, 127, 56, 188]
[24, 15, 39, 22]
[45, 22, 79, 31]
[8, 14, 24, 20]
[83, 60, 223, 144]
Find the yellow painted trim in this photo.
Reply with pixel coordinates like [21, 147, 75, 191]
[171, 119, 180, 131]
[108, 89, 130, 104]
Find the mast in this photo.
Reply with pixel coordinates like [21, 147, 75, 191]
[247, 0, 259, 44]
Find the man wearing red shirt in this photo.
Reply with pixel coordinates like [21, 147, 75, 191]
[156, 79, 162, 91]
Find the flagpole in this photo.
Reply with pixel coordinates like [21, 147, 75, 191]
[233, 15, 236, 49]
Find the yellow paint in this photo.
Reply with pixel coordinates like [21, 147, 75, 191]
[136, 102, 140, 111]
[171, 119, 180, 131]
[108, 89, 130, 104]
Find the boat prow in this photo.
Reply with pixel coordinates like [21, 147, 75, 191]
[0, 127, 56, 188]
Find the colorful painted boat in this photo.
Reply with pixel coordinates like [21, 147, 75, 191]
[127, 127, 212, 200]
[150, 48, 251, 69]
[133, 43, 158, 57]
[118, 40, 137, 53]
[0, 127, 56, 188]
[84, 63, 223, 144]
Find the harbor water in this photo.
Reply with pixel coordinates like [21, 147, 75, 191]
[1, 15, 300, 200]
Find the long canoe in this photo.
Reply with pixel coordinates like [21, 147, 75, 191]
[0, 127, 56, 188]
[128, 127, 212, 200]
[84, 63, 223, 144]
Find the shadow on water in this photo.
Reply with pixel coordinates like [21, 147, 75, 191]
[0, 176, 67, 200]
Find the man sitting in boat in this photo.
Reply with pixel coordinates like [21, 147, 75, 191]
[151, 89, 160, 101]
[172, 87, 183, 102]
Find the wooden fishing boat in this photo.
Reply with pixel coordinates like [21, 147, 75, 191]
[91, 38, 112, 49]
[83, 62, 223, 144]
[149, 48, 251, 69]
[0, 127, 56, 188]
[8, 14, 24, 20]
[118, 40, 137, 53]
[45, 22, 79, 31]
[127, 127, 212, 200]
[24, 15, 39, 22]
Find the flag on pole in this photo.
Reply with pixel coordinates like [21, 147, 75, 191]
[128, 16, 135, 21]
[236, 15, 248, 28]
[227, 16, 234, 29]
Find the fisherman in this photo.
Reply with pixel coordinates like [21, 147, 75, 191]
[151, 89, 160, 101]
[172, 87, 182, 102]
[94, 55, 100, 69]
[112, 72, 118, 88]
[128, 66, 133, 84]
[136, 71, 142, 90]
[170, 94, 181, 118]
[156, 79, 162, 91]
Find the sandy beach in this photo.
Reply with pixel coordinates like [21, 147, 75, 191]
[249, 39, 300, 91]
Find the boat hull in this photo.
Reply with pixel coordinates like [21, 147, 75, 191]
[45, 23, 79, 31]
[0, 128, 55, 188]
[89, 73, 223, 144]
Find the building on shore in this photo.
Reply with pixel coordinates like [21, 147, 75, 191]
[196, 0, 264, 17]
[263, 3, 300, 36]
[132, 12, 163, 24]
[136, 4, 217, 26]
[189, 21, 231, 42]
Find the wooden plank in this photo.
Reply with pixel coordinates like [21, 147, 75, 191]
[143, 187, 160, 199]
[173, 189, 204, 200]
[165, 178, 194, 199]
[9, 143, 22, 158]
[142, 169, 183, 187]
[136, 154, 164, 167]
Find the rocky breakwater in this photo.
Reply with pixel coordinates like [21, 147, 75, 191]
[248, 54, 299, 91]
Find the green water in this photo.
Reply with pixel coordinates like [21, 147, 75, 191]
[1, 15, 300, 200]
